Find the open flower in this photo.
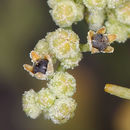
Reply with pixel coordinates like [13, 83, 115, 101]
[23, 51, 54, 80]
[87, 27, 116, 54]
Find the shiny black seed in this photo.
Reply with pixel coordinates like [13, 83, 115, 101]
[33, 59, 49, 74]
[92, 34, 109, 51]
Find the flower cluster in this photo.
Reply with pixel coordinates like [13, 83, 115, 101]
[23, 72, 77, 124]
[23, 28, 79, 124]
[22, 0, 130, 125]
[84, 0, 130, 43]
[48, 0, 84, 27]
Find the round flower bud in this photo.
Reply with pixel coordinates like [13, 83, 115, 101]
[47, 0, 74, 8]
[85, 9, 105, 31]
[61, 52, 82, 69]
[83, 0, 107, 10]
[34, 39, 49, 55]
[47, 0, 63, 8]
[105, 18, 128, 43]
[107, 0, 127, 9]
[46, 28, 80, 60]
[115, 2, 130, 25]
[36, 88, 56, 111]
[75, 4, 85, 22]
[48, 72, 76, 98]
[22, 89, 41, 119]
[48, 98, 77, 124]
[50, 0, 78, 27]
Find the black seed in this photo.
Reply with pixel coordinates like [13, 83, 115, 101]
[92, 34, 109, 51]
[33, 59, 49, 74]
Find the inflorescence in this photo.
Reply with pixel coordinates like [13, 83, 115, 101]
[22, 0, 130, 124]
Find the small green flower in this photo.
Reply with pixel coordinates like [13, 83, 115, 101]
[85, 9, 105, 31]
[47, 0, 65, 8]
[75, 3, 85, 22]
[22, 89, 41, 119]
[46, 28, 80, 60]
[49, 0, 84, 27]
[61, 52, 82, 69]
[48, 97, 77, 124]
[36, 88, 56, 111]
[105, 13, 128, 43]
[50, 0, 77, 27]
[107, 0, 127, 9]
[48, 72, 76, 98]
[115, 1, 130, 25]
[34, 39, 49, 55]
[83, 0, 107, 10]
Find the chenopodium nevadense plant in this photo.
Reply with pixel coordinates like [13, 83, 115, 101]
[22, 0, 130, 124]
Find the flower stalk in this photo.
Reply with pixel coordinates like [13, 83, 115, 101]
[80, 43, 90, 52]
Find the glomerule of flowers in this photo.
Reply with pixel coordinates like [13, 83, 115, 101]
[22, 0, 130, 124]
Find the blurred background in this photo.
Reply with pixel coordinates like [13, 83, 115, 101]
[0, 0, 130, 130]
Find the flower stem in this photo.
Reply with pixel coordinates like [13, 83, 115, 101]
[64, 26, 72, 30]
[57, 64, 66, 72]
[104, 84, 130, 100]
[80, 43, 90, 52]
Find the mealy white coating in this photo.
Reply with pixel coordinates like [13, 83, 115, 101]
[50, 0, 78, 27]
[22, 89, 41, 119]
[46, 28, 80, 60]
[36, 88, 56, 111]
[48, 97, 77, 124]
[48, 72, 76, 98]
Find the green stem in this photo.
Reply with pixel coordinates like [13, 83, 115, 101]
[80, 43, 90, 52]
[64, 26, 72, 30]
[74, 0, 83, 4]
[57, 64, 66, 72]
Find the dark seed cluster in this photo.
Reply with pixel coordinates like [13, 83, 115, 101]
[33, 59, 49, 74]
[92, 34, 109, 51]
